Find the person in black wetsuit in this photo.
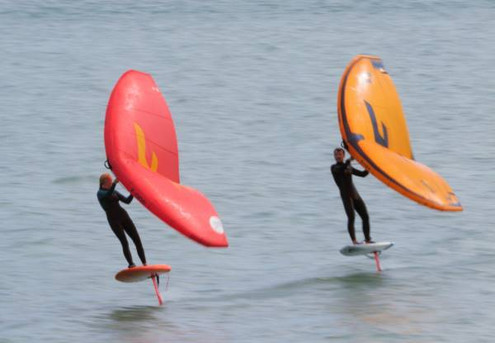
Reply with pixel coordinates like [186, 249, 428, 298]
[331, 148, 374, 245]
[97, 173, 147, 268]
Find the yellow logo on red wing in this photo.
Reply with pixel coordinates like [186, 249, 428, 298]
[134, 123, 158, 172]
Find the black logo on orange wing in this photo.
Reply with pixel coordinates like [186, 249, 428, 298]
[364, 101, 389, 148]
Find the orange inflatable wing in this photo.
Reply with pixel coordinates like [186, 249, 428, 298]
[105, 70, 228, 247]
[337, 55, 462, 211]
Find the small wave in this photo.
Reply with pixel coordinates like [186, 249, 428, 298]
[52, 175, 96, 184]
[212, 271, 386, 303]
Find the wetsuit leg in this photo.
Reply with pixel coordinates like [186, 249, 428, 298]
[108, 218, 134, 266]
[342, 197, 356, 242]
[353, 197, 371, 241]
[121, 212, 147, 265]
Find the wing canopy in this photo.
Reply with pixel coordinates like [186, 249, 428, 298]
[105, 70, 228, 246]
[337, 56, 462, 211]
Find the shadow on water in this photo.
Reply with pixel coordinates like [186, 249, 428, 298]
[333, 271, 387, 288]
[109, 305, 162, 323]
[90, 304, 229, 343]
[90, 304, 182, 338]
[91, 305, 169, 332]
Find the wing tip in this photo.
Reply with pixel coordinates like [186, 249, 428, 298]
[441, 204, 464, 212]
[201, 242, 229, 248]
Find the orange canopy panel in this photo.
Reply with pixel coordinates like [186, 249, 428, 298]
[105, 70, 228, 247]
[337, 55, 462, 211]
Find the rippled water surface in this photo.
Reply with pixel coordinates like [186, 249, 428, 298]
[1, 1, 494, 342]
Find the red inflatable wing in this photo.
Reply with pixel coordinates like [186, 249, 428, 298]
[105, 70, 228, 247]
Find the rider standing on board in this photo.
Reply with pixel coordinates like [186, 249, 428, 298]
[97, 173, 147, 268]
[331, 147, 374, 245]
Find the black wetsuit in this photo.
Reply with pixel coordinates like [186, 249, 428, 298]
[97, 182, 146, 267]
[331, 160, 371, 242]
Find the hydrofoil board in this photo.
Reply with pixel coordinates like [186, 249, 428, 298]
[340, 242, 394, 257]
[115, 264, 171, 283]
[115, 264, 171, 305]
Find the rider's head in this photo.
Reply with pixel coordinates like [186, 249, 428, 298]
[333, 148, 345, 163]
[99, 173, 112, 189]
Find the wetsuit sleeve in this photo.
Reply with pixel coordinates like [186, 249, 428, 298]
[116, 191, 134, 204]
[352, 168, 369, 177]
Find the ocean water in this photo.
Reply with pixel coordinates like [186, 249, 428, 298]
[1, 1, 494, 342]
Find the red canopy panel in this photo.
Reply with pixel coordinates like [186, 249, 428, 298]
[105, 70, 228, 247]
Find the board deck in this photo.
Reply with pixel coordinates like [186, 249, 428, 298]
[340, 242, 394, 256]
[115, 264, 171, 283]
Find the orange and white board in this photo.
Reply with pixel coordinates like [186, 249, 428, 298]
[115, 264, 171, 283]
